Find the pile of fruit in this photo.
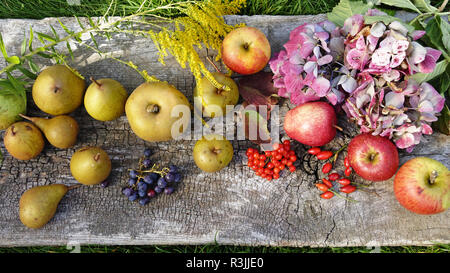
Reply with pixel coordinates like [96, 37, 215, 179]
[246, 140, 297, 181]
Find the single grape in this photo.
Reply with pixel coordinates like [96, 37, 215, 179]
[144, 148, 152, 158]
[142, 159, 151, 168]
[122, 187, 133, 197]
[164, 187, 175, 195]
[100, 180, 110, 188]
[147, 189, 156, 198]
[128, 192, 138, 201]
[129, 170, 138, 178]
[139, 196, 151, 205]
[143, 175, 154, 184]
[164, 172, 175, 183]
[169, 164, 178, 173]
[149, 172, 160, 180]
[128, 177, 137, 186]
[138, 189, 147, 197]
[137, 181, 148, 192]
[157, 177, 167, 188]
[154, 186, 163, 194]
[173, 173, 181, 183]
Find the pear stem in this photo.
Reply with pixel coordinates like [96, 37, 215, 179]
[206, 56, 221, 73]
[67, 184, 82, 191]
[429, 170, 438, 185]
[19, 114, 32, 121]
[90, 77, 102, 87]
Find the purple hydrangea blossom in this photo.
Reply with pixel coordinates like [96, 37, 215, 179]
[269, 10, 445, 151]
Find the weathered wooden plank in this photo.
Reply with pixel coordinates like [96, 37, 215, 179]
[0, 15, 449, 247]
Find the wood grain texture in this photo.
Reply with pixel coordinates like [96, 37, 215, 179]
[0, 15, 449, 247]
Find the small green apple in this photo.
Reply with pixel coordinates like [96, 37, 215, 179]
[194, 72, 239, 118]
[193, 134, 233, 172]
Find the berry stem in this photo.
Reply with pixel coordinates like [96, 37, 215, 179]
[332, 144, 347, 164]
[329, 188, 358, 203]
[67, 184, 82, 191]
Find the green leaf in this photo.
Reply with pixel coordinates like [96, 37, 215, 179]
[28, 27, 34, 51]
[66, 41, 74, 61]
[440, 66, 450, 96]
[36, 51, 53, 59]
[5, 56, 20, 64]
[425, 16, 444, 50]
[16, 66, 37, 80]
[6, 72, 26, 98]
[327, 0, 370, 27]
[49, 25, 60, 40]
[21, 32, 27, 56]
[27, 58, 40, 73]
[36, 32, 57, 43]
[90, 32, 99, 49]
[0, 32, 8, 59]
[409, 60, 448, 83]
[380, 0, 421, 13]
[75, 16, 85, 30]
[412, 0, 438, 13]
[363, 15, 415, 32]
[439, 18, 450, 52]
[433, 104, 450, 135]
[58, 19, 74, 35]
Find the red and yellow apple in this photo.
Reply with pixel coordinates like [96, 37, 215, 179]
[284, 101, 337, 147]
[221, 26, 271, 75]
[394, 157, 449, 215]
[347, 133, 399, 181]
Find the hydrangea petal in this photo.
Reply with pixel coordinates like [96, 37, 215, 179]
[370, 22, 386, 38]
[311, 76, 331, 96]
[417, 48, 442, 73]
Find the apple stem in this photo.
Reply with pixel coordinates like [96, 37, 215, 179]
[90, 77, 102, 87]
[206, 56, 221, 73]
[10, 125, 16, 136]
[429, 170, 438, 185]
[332, 124, 344, 132]
[146, 104, 160, 114]
[212, 148, 222, 155]
[94, 153, 101, 162]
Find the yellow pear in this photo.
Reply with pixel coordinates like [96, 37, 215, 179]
[4, 121, 44, 160]
[19, 184, 69, 229]
[19, 114, 79, 149]
[84, 77, 128, 121]
[32, 64, 85, 115]
[70, 146, 111, 185]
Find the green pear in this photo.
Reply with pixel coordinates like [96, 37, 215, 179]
[194, 72, 239, 118]
[4, 121, 44, 160]
[193, 134, 233, 172]
[19, 184, 69, 229]
[70, 146, 111, 185]
[84, 77, 128, 121]
[32, 64, 86, 115]
[19, 114, 79, 149]
[125, 81, 191, 142]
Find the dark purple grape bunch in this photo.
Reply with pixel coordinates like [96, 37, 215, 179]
[121, 148, 182, 205]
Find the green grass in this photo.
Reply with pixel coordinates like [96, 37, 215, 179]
[0, 0, 340, 19]
[0, 0, 448, 254]
[1, 244, 449, 253]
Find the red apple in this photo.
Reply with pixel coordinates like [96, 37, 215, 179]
[394, 157, 450, 215]
[347, 133, 399, 181]
[284, 101, 337, 146]
[221, 26, 271, 75]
